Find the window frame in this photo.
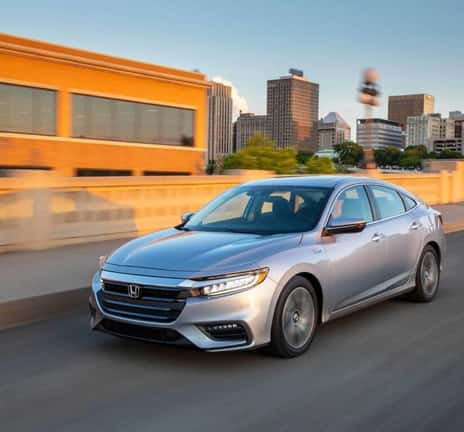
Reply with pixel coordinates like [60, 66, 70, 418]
[0, 82, 57, 136]
[70, 93, 195, 147]
[399, 192, 418, 211]
[323, 182, 420, 230]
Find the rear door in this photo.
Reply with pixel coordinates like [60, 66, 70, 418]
[367, 185, 421, 288]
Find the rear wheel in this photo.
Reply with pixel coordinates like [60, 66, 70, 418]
[406, 245, 440, 302]
[269, 276, 319, 358]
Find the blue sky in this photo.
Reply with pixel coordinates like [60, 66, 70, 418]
[2, 0, 463, 132]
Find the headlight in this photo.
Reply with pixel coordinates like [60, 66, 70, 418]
[190, 268, 269, 297]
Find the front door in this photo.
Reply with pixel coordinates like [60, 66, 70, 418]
[322, 185, 385, 314]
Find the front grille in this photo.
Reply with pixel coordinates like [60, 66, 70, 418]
[99, 319, 190, 344]
[98, 279, 186, 323]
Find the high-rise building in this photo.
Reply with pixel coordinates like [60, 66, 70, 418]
[356, 118, 402, 149]
[266, 70, 319, 152]
[431, 111, 464, 154]
[406, 113, 454, 151]
[234, 113, 268, 151]
[317, 112, 351, 150]
[388, 94, 435, 129]
[449, 111, 464, 142]
[208, 81, 233, 161]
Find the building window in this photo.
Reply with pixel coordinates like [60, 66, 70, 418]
[72, 94, 194, 147]
[143, 170, 191, 176]
[75, 168, 132, 177]
[0, 82, 56, 135]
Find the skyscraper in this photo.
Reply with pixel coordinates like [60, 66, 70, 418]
[207, 81, 233, 161]
[317, 112, 351, 150]
[266, 70, 319, 152]
[234, 113, 268, 151]
[388, 94, 435, 129]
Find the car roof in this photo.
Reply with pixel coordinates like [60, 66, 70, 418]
[243, 175, 379, 189]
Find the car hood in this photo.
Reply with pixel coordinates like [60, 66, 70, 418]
[106, 228, 301, 275]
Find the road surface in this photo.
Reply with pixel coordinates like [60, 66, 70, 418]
[1, 232, 464, 432]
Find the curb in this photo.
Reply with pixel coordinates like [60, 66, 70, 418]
[0, 287, 89, 331]
[444, 222, 464, 234]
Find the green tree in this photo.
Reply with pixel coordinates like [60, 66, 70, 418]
[296, 151, 313, 165]
[222, 134, 298, 174]
[374, 148, 386, 167]
[404, 145, 428, 159]
[374, 147, 402, 167]
[205, 159, 216, 175]
[305, 157, 336, 174]
[334, 141, 363, 166]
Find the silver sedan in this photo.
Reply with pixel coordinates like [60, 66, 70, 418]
[89, 176, 445, 357]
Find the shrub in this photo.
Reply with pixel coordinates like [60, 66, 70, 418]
[305, 157, 336, 174]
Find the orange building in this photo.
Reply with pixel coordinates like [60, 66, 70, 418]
[0, 33, 210, 176]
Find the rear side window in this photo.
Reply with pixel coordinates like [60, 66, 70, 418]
[401, 193, 417, 211]
[370, 186, 405, 219]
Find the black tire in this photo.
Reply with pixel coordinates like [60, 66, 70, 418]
[405, 245, 441, 302]
[269, 276, 319, 358]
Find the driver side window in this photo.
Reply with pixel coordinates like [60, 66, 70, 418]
[330, 186, 373, 224]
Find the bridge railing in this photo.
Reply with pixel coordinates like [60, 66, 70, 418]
[0, 164, 463, 252]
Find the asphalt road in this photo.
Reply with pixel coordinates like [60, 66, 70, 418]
[1, 232, 464, 432]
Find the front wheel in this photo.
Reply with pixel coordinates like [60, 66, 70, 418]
[269, 276, 319, 358]
[406, 245, 441, 302]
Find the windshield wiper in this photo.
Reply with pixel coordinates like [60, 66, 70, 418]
[221, 229, 260, 235]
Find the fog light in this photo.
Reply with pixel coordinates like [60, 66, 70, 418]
[201, 322, 248, 342]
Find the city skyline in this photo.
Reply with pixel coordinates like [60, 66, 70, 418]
[2, 0, 463, 132]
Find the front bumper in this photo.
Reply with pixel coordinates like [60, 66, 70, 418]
[89, 270, 276, 351]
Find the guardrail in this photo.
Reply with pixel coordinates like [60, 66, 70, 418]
[0, 164, 463, 252]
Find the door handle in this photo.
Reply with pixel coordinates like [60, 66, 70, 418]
[410, 221, 420, 231]
[371, 233, 383, 242]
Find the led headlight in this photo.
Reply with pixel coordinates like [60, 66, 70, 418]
[191, 268, 269, 297]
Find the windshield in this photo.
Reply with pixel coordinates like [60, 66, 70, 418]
[183, 185, 332, 235]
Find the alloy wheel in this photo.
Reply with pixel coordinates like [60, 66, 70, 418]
[281, 287, 315, 350]
[421, 251, 439, 297]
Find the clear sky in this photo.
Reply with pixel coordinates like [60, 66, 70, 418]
[2, 0, 463, 133]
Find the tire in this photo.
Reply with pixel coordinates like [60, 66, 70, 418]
[269, 276, 319, 358]
[406, 245, 441, 302]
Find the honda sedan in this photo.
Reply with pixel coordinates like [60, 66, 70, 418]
[89, 176, 445, 357]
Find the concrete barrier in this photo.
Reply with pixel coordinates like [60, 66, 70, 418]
[1, 163, 463, 252]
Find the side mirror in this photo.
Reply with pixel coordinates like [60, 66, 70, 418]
[181, 212, 194, 224]
[323, 218, 367, 236]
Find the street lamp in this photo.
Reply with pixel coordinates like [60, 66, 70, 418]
[358, 68, 380, 169]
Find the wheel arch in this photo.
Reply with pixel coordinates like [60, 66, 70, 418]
[425, 240, 441, 264]
[265, 263, 329, 342]
[294, 272, 324, 324]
